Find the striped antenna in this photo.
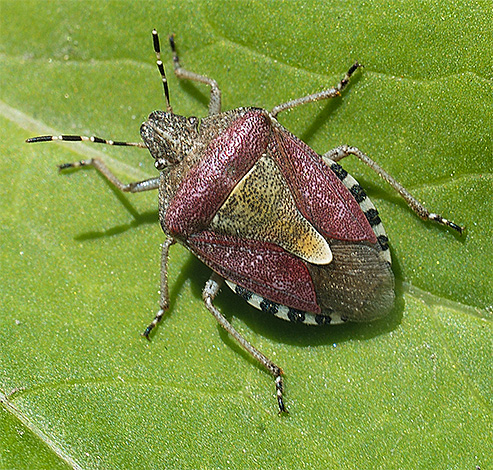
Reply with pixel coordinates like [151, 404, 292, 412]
[26, 134, 146, 147]
[152, 29, 172, 113]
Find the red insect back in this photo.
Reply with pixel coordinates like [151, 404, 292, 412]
[271, 126, 377, 243]
[188, 231, 321, 313]
[165, 111, 271, 238]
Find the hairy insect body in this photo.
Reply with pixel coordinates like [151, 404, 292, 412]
[142, 107, 395, 325]
[27, 30, 462, 412]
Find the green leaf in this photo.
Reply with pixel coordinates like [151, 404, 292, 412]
[1, 1, 491, 468]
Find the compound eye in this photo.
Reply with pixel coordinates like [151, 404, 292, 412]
[154, 159, 166, 171]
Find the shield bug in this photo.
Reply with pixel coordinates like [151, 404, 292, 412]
[27, 30, 464, 413]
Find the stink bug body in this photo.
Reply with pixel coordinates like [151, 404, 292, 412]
[27, 30, 463, 413]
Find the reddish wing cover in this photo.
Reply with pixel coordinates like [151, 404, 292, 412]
[165, 111, 271, 237]
[166, 111, 377, 311]
[188, 231, 320, 313]
[271, 127, 377, 243]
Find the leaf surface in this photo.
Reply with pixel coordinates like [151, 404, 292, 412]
[1, 1, 491, 468]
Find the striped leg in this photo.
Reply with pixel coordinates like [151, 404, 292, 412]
[203, 273, 287, 413]
[323, 145, 464, 234]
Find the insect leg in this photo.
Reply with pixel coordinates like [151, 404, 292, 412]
[56, 158, 160, 193]
[203, 273, 287, 413]
[142, 237, 176, 338]
[271, 62, 362, 117]
[168, 34, 222, 116]
[322, 145, 464, 234]
[26, 135, 156, 192]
